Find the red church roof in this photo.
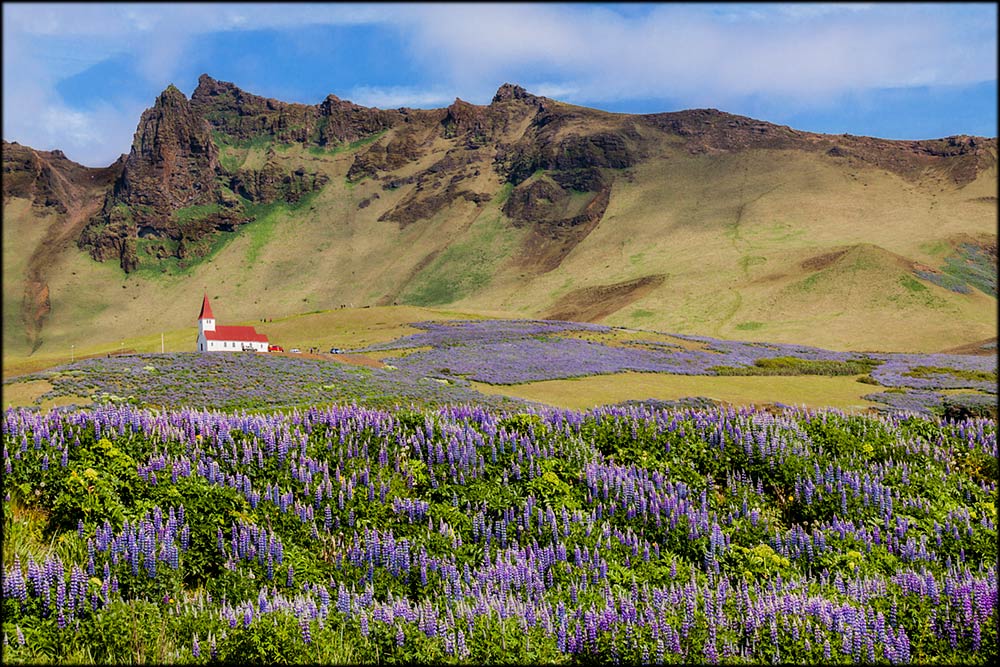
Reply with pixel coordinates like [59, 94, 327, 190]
[203, 325, 269, 343]
[198, 294, 214, 320]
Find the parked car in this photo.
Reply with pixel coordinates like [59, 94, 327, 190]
[268, 345, 284, 352]
[290, 348, 301, 354]
[329, 347, 344, 354]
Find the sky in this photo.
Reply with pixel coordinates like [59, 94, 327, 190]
[3, 2, 997, 167]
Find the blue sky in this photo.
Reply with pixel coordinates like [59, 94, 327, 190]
[3, 2, 996, 167]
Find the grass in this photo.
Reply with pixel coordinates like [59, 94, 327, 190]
[470, 371, 883, 411]
[2, 494, 53, 566]
[2, 379, 54, 407]
[307, 130, 387, 157]
[712, 356, 880, 376]
[131, 227, 241, 280]
[173, 204, 222, 226]
[905, 365, 997, 383]
[212, 132, 287, 172]
[735, 321, 764, 331]
[400, 214, 516, 307]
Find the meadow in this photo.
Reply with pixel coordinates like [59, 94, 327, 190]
[2, 318, 996, 664]
[4, 318, 995, 418]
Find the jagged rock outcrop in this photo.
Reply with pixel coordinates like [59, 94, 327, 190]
[3, 141, 121, 213]
[119, 84, 222, 213]
[190, 74, 400, 147]
[347, 129, 424, 183]
[190, 74, 317, 144]
[79, 78, 335, 272]
[230, 158, 328, 204]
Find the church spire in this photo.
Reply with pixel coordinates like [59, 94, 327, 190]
[198, 293, 214, 321]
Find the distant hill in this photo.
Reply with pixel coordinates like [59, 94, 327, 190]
[3, 74, 996, 357]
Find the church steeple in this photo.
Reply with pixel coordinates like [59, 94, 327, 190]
[198, 293, 215, 332]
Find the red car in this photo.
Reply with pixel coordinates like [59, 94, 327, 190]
[268, 345, 284, 352]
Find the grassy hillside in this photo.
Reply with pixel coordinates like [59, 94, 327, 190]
[454, 147, 996, 352]
[3, 107, 995, 361]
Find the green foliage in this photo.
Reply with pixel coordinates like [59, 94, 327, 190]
[216, 613, 311, 664]
[900, 274, 929, 293]
[713, 356, 879, 376]
[172, 204, 222, 226]
[80, 599, 168, 663]
[905, 365, 996, 383]
[735, 321, 764, 330]
[802, 413, 896, 461]
[722, 543, 792, 579]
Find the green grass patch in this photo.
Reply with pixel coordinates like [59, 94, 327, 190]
[904, 365, 997, 383]
[735, 321, 765, 331]
[212, 132, 296, 172]
[242, 191, 320, 264]
[712, 356, 881, 377]
[792, 271, 824, 293]
[631, 309, 655, 320]
[400, 215, 515, 307]
[172, 204, 222, 226]
[899, 275, 929, 293]
[493, 183, 514, 205]
[308, 130, 387, 156]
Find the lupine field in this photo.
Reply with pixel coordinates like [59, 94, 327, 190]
[6, 319, 997, 416]
[2, 319, 997, 663]
[2, 400, 997, 663]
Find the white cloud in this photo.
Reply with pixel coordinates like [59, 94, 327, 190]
[347, 85, 458, 110]
[2, 2, 996, 166]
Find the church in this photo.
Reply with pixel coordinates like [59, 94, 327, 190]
[196, 294, 269, 352]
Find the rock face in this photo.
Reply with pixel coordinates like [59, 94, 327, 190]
[190, 74, 399, 146]
[80, 85, 236, 272]
[78, 79, 336, 272]
[3, 141, 121, 213]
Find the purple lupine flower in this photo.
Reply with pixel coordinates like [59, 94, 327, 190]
[192, 634, 200, 658]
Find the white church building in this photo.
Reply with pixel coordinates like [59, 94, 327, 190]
[196, 294, 269, 352]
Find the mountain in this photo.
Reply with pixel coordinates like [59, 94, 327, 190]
[3, 74, 996, 357]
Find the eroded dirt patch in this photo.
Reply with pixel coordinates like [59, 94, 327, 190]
[543, 274, 666, 322]
[513, 185, 612, 275]
[800, 248, 851, 271]
[940, 337, 998, 356]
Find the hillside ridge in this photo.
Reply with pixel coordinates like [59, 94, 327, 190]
[3, 74, 996, 356]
